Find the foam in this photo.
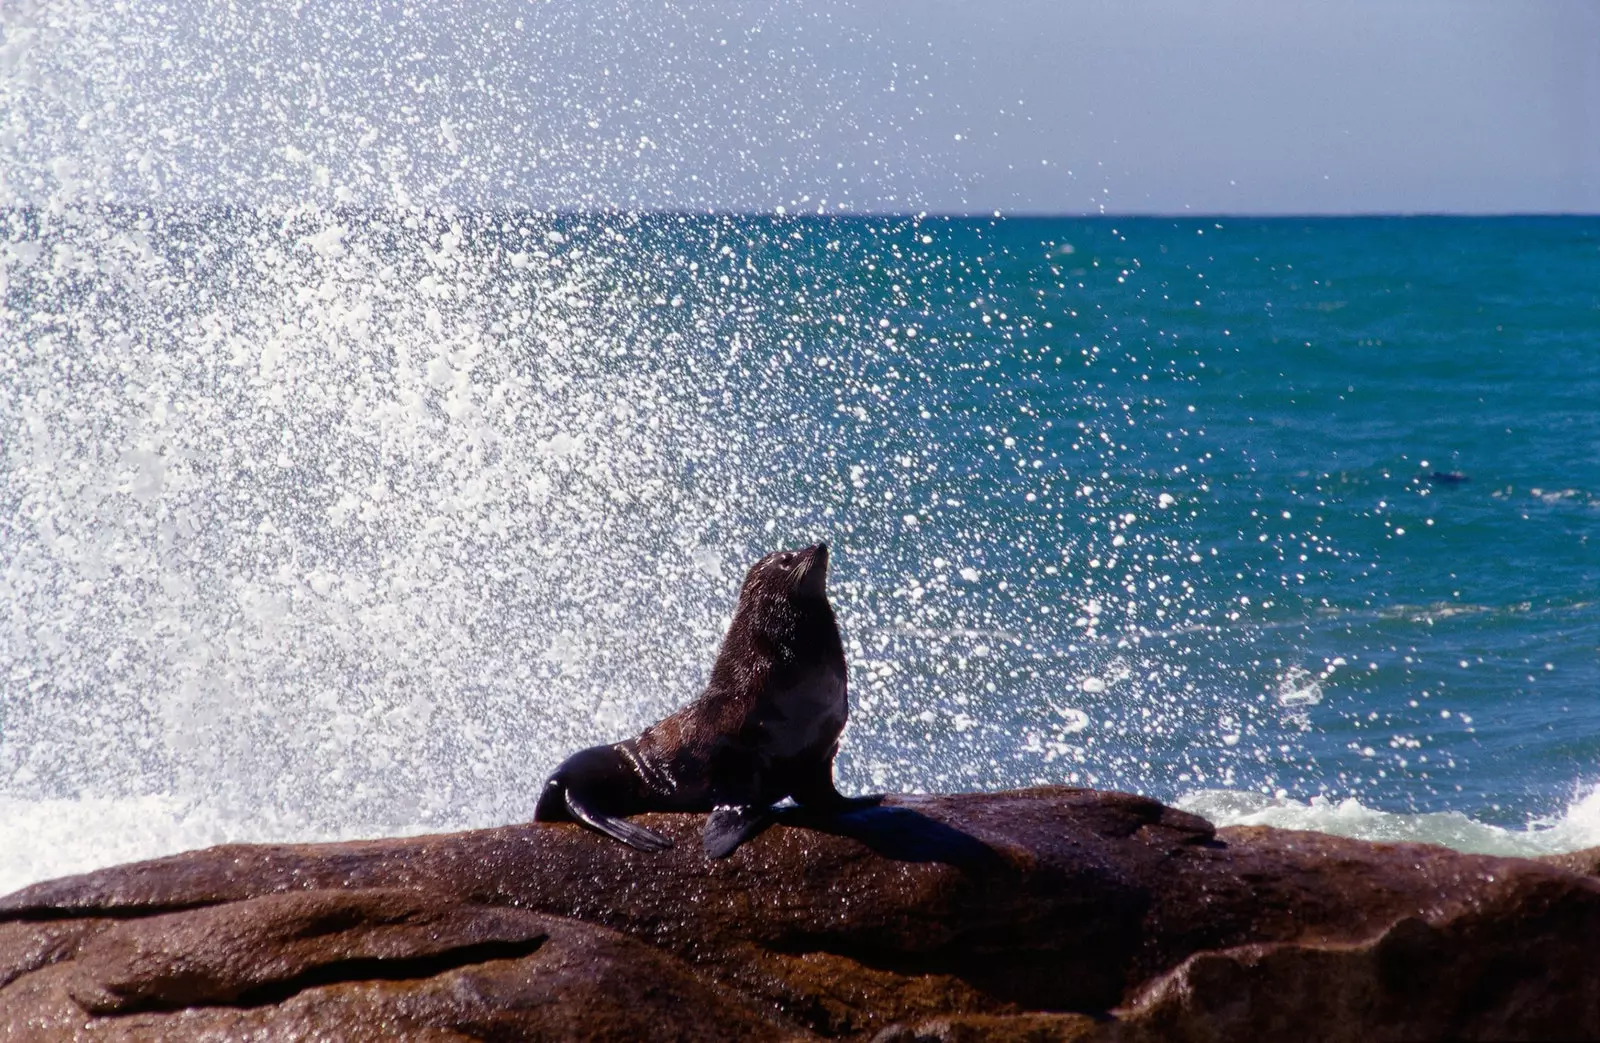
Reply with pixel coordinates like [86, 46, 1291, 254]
[1179, 784, 1600, 858]
[7, 784, 1597, 899]
[0, 795, 430, 897]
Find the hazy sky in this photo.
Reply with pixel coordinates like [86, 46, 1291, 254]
[7, 0, 1598, 213]
[899, 0, 1600, 214]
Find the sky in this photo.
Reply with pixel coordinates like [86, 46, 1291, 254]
[3, 0, 1597, 214]
[915, 0, 1600, 214]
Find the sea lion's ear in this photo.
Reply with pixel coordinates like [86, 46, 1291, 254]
[744, 553, 775, 585]
[703, 805, 772, 858]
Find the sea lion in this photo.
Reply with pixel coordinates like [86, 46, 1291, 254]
[534, 542, 876, 858]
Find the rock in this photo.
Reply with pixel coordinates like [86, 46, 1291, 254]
[873, 1013, 1098, 1042]
[1, 788, 1597, 1041]
[1543, 847, 1600, 878]
[0, 892, 796, 1041]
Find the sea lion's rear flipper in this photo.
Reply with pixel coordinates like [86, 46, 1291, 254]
[826, 793, 885, 811]
[703, 805, 772, 858]
[788, 758, 884, 812]
[564, 789, 675, 852]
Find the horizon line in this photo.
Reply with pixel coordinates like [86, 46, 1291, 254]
[4, 202, 1598, 221]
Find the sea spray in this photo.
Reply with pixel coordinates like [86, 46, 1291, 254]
[4, 4, 1599, 895]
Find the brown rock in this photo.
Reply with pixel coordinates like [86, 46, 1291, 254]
[1542, 845, 1600, 878]
[1109, 890, 1600, 1042]
[873, 1013, 1099, 1042]
[64, 889, 548, 1015]
[0, 890, 799, 1041]
[1, 788, 1597, 1040]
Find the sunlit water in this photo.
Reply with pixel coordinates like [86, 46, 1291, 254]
[4, 211, 1598, 893]
[3, 3, 1599, 895]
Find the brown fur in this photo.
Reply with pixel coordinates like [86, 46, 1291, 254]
[535, 543, 869, 856]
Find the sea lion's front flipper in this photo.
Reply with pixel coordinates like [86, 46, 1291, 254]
[703, 804, 772, 858]
[564, 789, 675, 852]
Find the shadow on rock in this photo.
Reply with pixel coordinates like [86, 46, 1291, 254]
[776, 803, 1003, 870]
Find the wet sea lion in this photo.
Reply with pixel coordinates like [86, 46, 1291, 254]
[534, 542, 877, 858]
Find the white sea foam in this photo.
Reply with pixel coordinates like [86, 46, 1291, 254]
[0, 795, 436, 898]
[1179, 784, 1600, 858]
[7, 783, 1596, 900]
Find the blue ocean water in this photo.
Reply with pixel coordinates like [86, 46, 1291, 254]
[2, 211, 1598, 889]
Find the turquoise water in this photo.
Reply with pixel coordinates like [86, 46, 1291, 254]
[749, 214, 1600, 823]
[2, 211, 1598, 889]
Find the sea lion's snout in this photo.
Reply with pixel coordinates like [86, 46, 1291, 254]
[793, 542, 828, 598]
[744, 543, 832, 599]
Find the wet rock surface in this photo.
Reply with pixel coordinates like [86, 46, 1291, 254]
[2, 787, 1597, 1041]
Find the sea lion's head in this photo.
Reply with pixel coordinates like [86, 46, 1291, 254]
[742, 542, 830, 603]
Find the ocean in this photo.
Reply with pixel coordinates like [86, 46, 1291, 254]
[2, 210, 1598, 893]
